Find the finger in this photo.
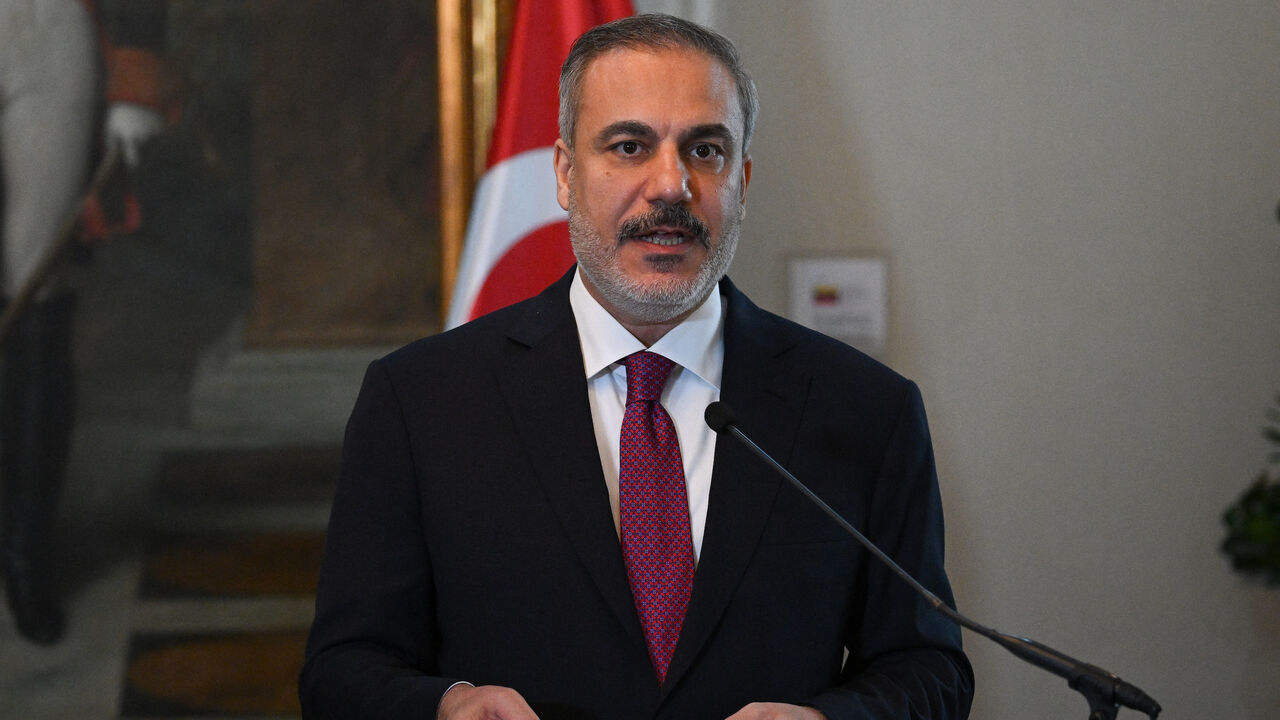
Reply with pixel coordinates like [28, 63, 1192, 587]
[437, 684, 539, 720]
[724, 702, 825, 720]
[489, 687, 539, 720]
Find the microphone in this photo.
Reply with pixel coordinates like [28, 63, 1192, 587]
[704, 401, 1161, 720]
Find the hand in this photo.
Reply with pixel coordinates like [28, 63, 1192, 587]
[437, 684, 539, 720]
[725, 702, 827, 720]
[103, 102, 165, 168]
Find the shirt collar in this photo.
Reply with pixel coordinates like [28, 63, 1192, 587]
[570, 268, 724, 389]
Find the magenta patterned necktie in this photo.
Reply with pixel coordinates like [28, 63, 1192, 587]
[619, 351, 695, 684]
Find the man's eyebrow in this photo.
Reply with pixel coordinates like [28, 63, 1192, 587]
[594, 120, 656, 146]
[591, 121, 739, 153]
[679, 123, 733, 142]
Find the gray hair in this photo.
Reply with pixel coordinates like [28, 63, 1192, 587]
[558, 13, 759, 156]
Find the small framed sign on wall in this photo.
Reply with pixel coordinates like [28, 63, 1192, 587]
[788, 256, 888, 359]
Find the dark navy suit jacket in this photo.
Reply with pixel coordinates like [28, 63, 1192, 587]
[300, 270, 973, 719]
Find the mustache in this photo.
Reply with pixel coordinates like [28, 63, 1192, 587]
[616, 206, 710, 246]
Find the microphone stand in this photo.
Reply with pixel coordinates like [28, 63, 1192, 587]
[705, 403, 1160, 720]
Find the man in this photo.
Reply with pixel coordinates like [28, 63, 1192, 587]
[301, 14, 972, 720]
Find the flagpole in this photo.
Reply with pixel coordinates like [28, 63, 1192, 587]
[436, 0, 471, 321]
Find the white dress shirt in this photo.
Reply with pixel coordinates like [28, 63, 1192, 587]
[569, 269, 724, 562]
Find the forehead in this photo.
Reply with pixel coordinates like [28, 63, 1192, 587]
[575, 47, 742, 139]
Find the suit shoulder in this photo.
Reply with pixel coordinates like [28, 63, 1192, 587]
[788, 316, 900, 379]
[375, 289, 568, 380]
[728, 288, 911, 391]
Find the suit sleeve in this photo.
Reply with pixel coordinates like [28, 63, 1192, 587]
[807, 381, 975, 720]
[299, 360, 461, 719]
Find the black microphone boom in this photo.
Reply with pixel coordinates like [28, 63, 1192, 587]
[703, 401, 1161, 720]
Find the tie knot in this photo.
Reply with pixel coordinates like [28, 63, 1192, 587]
[623, 351, 676, 404]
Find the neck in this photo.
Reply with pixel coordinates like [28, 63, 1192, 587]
[621, 316, 685, 347]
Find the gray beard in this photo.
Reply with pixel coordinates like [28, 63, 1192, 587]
[568, 203, 740, 325]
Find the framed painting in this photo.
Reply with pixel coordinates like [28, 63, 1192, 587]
[144, 0, 512, 347]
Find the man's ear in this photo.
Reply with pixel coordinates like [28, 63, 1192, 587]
[739, 154, 752, 212]
[554, 138, 572, 211]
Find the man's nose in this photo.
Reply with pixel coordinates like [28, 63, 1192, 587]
[645, 145, 692, 205]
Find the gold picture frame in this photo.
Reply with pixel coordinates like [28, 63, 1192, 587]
[436, 0, 515, 320]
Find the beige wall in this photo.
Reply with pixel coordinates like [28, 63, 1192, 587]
[640, 1, 1280, 717]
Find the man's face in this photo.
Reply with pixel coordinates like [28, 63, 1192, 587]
[554, 47, 752, 328]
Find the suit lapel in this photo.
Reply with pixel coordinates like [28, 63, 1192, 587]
[663, 280, 811, 694]
[496, 273, 648, 653]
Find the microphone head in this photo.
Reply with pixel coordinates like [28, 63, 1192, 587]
[704, 401, 738, 433]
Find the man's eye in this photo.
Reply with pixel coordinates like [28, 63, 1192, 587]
[691, 144, 721, 159]
[617, 141, 640, 155]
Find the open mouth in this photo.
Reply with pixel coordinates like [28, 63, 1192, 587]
[633, 228, 691, 246]
[618, 206, 709, 247]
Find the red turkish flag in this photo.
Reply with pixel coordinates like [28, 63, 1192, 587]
[445, 0, 634, 328]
